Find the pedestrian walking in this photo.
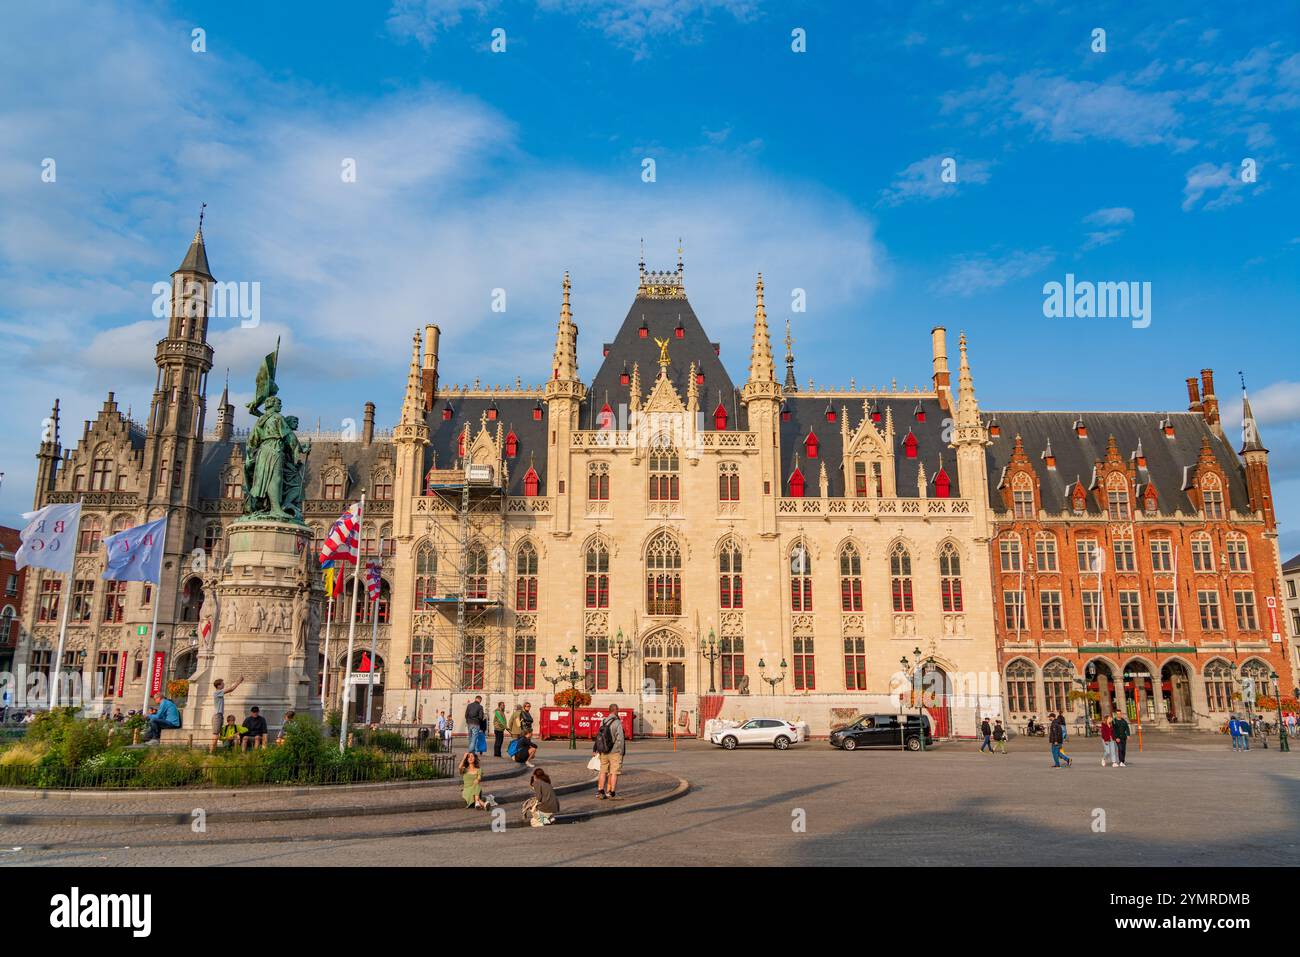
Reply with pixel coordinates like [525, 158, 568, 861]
[1229, 714, 1242, 751]
[465, 696, 485, 754]
[1048, 712, 1071, 768]
[1241, 715, 1252, 751]
[492, 700, 508, 757]
[992, 719, 1007, 754]
[593, 704, 626, 800]
[979, 717, 993, 753]
[1112, 713, 1130, 766]
[1099, 715, 1118, 767]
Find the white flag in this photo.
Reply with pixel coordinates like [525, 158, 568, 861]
[15, 502, 82, 574]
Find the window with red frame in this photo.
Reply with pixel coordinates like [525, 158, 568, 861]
[523, 468, 540, 497]
[515, 542, 538, 611]
[713, 403, 728, 430]
[934, 467, 951, 498]
[102, 580, 126, 623]
[789, 467, 806, 498]
[794, 636, 816, 690]
[513, 634, 536, 689]
[790, 543, 812, 611]
[718, 463, 740, 501]
[38, 579, 61, 622]
[461, 634, 485, 691]
[719, 540, 743, 609]
[890, 543, 914, 612]
[839, 544, 863, 611]
[903, 432, 918, 459]
[584, 635, 609, 691]
[505, 432, 518, 457]
[585, 541, 609, 608]
[466, 548, 488, 599]
[843, 636, 866, 691]
[804, 431, 819, 458]
[588, 462, 609, 501]
[720, 636, 745, 690]
[939, 542, 963, 612]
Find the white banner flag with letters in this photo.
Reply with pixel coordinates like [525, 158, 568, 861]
[15, 502, 82, 574]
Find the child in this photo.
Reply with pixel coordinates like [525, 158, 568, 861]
[218, 714, 245, 749]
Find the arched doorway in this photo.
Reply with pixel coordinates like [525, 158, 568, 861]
[1122, 660, 1156, 722]
[641, 630, 686, 736]
[1160, 661, 1194, 723]
[172, 647, 199, 681]
[1085, 659, 1117, 719]
[347, 650, 384, 724]
[920, 661, 952, 738]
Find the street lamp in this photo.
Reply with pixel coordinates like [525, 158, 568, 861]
[611, 628, 632, 694]
[1271, 670, 1289, 753]
[538, 659, 564, 704]
[544, 646, 585, 750]
[757, 658, 786, 695]
[900, 647, 929, 752]
[701, 628, 720, 693]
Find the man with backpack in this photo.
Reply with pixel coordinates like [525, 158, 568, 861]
[465, 696, 485, 754]
[1112, 713, 1130, 766]
[593, 705, 626, 800]
[992, 719, 1007, 754]
[1049, 712, 1071, 768]
[979, 717, 993, 753]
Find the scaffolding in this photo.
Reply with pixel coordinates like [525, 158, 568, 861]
[421, 463, 508, 692]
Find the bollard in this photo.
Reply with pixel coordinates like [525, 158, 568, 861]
[347, 732, 354, 748]
[187, 735, 194, 748]
[133, 729, 140, 745]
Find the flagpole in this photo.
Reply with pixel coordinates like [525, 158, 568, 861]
[338, 494, 365, 751]
[141, 512, 169, 715]
[321, 593, 333, 712]
[50, 496, 84, 711]
[364, 531, 383, 725]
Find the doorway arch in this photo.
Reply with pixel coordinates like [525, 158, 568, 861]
[1160, 660, 1194, 724]
[1084, 658, 1118, 719]
[1122, 659, 1156, 722]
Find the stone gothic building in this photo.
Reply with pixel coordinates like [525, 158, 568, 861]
[15, 228, 1294, 735]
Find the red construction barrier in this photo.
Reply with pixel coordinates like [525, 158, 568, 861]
[540, 707, 635, 741]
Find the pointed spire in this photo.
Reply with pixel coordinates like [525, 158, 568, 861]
[629, 361, 642, 413]
[745, 273, 776, 387]
[956, 332, 979, 427]
[784, 318, 797, 392]
[687, 361, 699, 412]
[1240, 375, 1266, 453]
[174, 204, 213, 278]
[401, 329, 425, 424]
[552, 271, 579, 383]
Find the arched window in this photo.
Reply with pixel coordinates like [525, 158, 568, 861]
[466, 547, 489, 600]
[323, 469, 344, 500]
[649, 437, 679, 501]
[181, 576, 203, 622]
[804, 430, 819, 459]
[1000, 535, 1022, 572]
[1201, 474, 1225, 519]
[1106, 472, 1130, 520]
[720, 636, 744, 690]
[1203, 659, 1234, 712]
[587, 462, 609, 501]
[939, 542, 963, 612]
[839, 543, 863, 612]
[349, 577, 390, 624]
[1225, 535, 1250, 572]
[515, 542, 538, 611]
[203, 522, 222, 557]
[1043, 659, 1073, 713]
[584, 540, 609, 609]
[890, 543, 913, 612]
[718, 463, 740, 502]
[78, 515, 103, 553]
[414, 543, 436, 608]
[1035, 532, 1058, 572]
[1191, 533, 1214, 572]
[505, 431, 519, 458]
[1006, 659, 1037, 713]
[523, 467, 540, 497]
[788, 465, 806, 498]
[645, 532, 682, 616]
[91, 445, 113, 491]
[713, 403, 728, 431]
[110, 514, 131, 536]
[1012, 472, 1034, 517]
[790, 542, 812, 611]
[372, 471, 393, 501]
[1241, 659, 1275, 700]
[719, 539, 743, 609]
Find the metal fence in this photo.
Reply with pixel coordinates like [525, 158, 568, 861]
[344, 723, 460, 753]
[0, 752, 455, 790]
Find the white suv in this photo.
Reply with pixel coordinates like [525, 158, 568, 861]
[709, 718, 802, 750]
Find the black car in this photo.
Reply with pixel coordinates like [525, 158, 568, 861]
[829, 714, 933, 751]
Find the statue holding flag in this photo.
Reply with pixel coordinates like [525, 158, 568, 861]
[241, 339, 309, 524]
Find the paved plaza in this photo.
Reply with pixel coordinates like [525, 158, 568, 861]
[3, 735, 1296, 867]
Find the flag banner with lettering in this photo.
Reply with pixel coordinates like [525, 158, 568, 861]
[319, 504, 361, 566]
[102, 517, 168, 583]
[15, 502, 82, 574]
[365, 560, 382, 601]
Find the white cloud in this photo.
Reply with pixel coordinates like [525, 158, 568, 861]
[1181, 161, 1248, 211]
[1083, 207, 1135, 227]
[931, 248, 1054, 298]
[878, 154, 992, 206]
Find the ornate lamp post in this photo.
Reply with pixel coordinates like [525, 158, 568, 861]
[544, 646, 585, 750]
[701, 628, 721, 694]
[1271, 670, 1289, 752]
[757, 657, 786, 695]
[899, 646, 928, 752]
[611, 628, 632, 694]
[538, 659, 564, 705]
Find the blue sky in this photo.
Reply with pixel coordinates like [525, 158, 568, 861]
[2, 0, 1298, 543]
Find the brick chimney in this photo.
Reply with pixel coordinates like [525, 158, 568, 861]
[1186, 376, 1202, 413]
[423, 324, 441, 411]
[1199, 368, 1221, 434]
[362, 401, 375, 446]
[930, 326, 950, 411]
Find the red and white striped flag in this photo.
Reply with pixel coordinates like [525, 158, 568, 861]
[319, 503, 362, 566]
[365, 560, 382, 601]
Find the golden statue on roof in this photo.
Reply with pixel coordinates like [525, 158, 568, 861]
[654, 336, 671, 368]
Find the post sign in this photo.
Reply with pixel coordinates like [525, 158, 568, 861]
[150, 651, 165, 697]
[347, 671, 383, 685]
[116, 651, 127, 698]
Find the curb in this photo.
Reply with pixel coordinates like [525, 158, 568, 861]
[8, 772, 691, 849]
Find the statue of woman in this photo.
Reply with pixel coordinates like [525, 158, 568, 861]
[293, 590, 309, 652]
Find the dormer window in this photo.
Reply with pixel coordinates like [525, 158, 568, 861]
[696, 372, 705, 386]
[781, 402, 791, 423]
[903, 431, 918, 459]
[789, 467, 806, 498]
[523, 467, 540, 497]
[713, 403, 728, 431]
[934, 467, 951, 499]
[532, 402, 543, 421]
[597, 402, 614, 430]
[1074, 418, 1087, 438]
[505, 431, 518, 458]
[1162, 418, 1175, 438]
[914, 402, 925, 423]
[674, 320, 685, 339]
[442, 402, 454, 421]
[804, 431, 819, 458]
[988, 419, 1001, 437]
[619, 363, 630, 386]
[638, 323, 649, 339]
[486, 404, 498, 421]
[871, 408, 882, 424]
[825, 403, 836, 424]
[457, 432, 466, 458]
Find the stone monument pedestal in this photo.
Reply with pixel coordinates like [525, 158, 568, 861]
[184, 520, 322, 736]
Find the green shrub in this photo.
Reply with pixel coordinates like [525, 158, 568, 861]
[136, 749, 204, 789]
[25, 708, 82, 748]
[62, 720, 112, 767]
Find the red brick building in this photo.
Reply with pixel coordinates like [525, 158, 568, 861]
[986, 369, 1293, 731]
[0, 526, 28, 674]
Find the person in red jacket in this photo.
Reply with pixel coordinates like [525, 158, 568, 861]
[1099, 714, 1118, 767]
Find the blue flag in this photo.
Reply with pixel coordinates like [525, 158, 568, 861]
[102, 517, 168, 583]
